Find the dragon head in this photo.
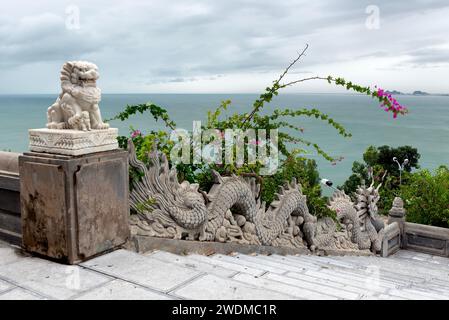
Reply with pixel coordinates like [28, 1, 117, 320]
[328, 190, 358, 226]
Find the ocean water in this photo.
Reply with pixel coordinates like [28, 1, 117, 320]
[0, 93, 448, 187]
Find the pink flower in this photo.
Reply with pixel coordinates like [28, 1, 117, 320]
[376, 87, 407, 118]
[377, 89, 384, 97]
[131, 130, 142, 138]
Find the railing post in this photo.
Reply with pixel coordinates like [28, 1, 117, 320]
[388, 197, 406, 244]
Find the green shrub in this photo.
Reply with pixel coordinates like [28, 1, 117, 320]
[340, 145, 420, 215]
[401, 166, 449, 228]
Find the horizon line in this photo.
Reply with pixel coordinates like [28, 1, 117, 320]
[0, 92, 447, 96]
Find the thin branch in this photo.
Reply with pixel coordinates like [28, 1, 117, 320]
[279, 76, 332, 89]
[241, 45, 310, 125]
[274, 44, 309, 86]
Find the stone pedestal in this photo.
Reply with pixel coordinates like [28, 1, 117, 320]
[19, 150, 129, 264]
[29, 128, 118, 156]
[388, 197, 406, 235]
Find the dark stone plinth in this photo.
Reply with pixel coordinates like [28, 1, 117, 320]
[19, 150, 130, 264]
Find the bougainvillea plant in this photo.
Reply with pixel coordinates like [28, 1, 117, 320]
[107, 44, 407, 217]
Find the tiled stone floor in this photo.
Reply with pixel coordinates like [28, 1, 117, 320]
[0, 240, 448, 300]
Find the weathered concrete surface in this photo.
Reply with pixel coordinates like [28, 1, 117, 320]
[80, 249, 201, 292]
[1, 240, 449, 300]
[74, 279, 173, 300]
[19, 150, 129, 264]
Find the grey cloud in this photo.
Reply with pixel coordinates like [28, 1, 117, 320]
[407, 47, 449, 65]
[1, 0, 449, 93]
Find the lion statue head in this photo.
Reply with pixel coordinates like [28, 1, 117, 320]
[61, 61, 99, 86]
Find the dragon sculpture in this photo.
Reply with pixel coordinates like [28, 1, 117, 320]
[328, 181, 385, 252]
[127, 141, 367, 252]
[46, 61, 110, 131]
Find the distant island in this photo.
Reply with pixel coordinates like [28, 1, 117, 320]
[412, 90, 429, 96]
[384, 90, 448, 96]
[386, 90, 404, 95]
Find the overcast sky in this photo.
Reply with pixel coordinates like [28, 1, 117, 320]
[1, 0, 449, 94]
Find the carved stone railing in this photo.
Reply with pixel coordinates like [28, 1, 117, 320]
[0, 152, 22, 245]
[381, 197, 449, 257]
[402, 222, 449, 257]
[125, 141, 387, 257]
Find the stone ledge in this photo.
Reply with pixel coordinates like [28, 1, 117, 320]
[125, 235, 373, 257]
[29, 128, 118, 156]
[126, 235, 310, 256]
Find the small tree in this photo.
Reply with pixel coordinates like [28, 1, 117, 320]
[340, 145, 420, 214]
[401, 166, 449, 228]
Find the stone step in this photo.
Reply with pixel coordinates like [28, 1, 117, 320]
[335, 254, 449, 273]
[406, 282, 449, 296]
[0, 255, 111, 300]
[393, 250, 437, 261]
[265, 254, 414, 289]
[260, 272, 362, 299]
[277, 270, 388, 296]
[368, 293, 407, 300]
[0, 245, 23, 267]
[300, 267, 401, 290]
[319, 265, 420, 288]
[81, 249, 201, 293]
[186, 254, 266, 277]
[209, 254, 289, 274]
[0, 278, 13, 294]
[267, 254, 327, 271]
[428, 278, 449, 288]
[285, 255, 426, 286]
[0, 287, 46, 300]
[232, 273, 337, 300]
[335, 254, 449, 276]
[270, 254, 362, 271]
[331, 255, 449, 282]
[147, 251, 238, 278]
[388, 287, 449, 300]
[171, 274, 295, 300]
[73, 279, 174, 300]
[230, 253, 316, 274]
[297, 255, 362, 269]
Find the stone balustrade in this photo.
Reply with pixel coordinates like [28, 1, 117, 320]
[0, 151, 21, 173]
[0, 151, 21, 245]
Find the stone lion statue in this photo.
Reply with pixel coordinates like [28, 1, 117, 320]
[47, 61, 109, 131]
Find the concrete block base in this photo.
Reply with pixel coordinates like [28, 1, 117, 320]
[19, 150, 130, 264]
